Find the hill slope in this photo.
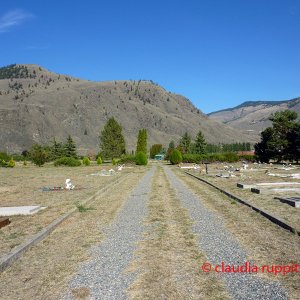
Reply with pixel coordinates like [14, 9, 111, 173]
[208, 98, 300, 137]
[0, 64, 255, 154]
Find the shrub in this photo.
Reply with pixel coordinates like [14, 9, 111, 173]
[29, 144, 48, 166]
[182, 154, 203, 164]
[23, 160, 27, 166]
[112, 158, 119, 165]
[170, 149, 182, 165]
[118, 155, 136, 164]
[7, 159, 15, 168]
[136, 152, 148, 165]
[0, 152, 10, 162]
[82, 156, 90, 166]
[97, 156, 102, 165]
[54, 157, 81, 167]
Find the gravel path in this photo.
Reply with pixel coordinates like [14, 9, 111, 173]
[164, 166, 288, 300]
[63, 166, 155, 300]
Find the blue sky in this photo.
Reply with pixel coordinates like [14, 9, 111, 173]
[0, 0, 299, 113]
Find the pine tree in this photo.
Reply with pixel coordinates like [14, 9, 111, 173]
[136, 129, 147, 154]
[51, 138, 64, 160]
[99, 117, 126, 159]
[179, 132, 191, 154]
[64, 135, 77, 158]
[193, 130, 206, 154]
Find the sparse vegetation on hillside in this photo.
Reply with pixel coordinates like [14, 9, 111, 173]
[0, 64, 36, 79]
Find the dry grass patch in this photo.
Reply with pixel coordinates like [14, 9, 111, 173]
[174, 168, 300, 300]
[0, 163, 130, 256]
[0, 168, 147, 300]
[127, 166, 229, 300]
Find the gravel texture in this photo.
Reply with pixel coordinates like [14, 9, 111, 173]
[164, 166, 288, 300]
[63, 166, 155, 300]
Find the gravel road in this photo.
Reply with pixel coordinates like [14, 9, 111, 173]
[63, 166, 155, 300]
[164, 166, 288, 300]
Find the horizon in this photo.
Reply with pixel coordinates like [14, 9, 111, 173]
[0, 0, 300, 113]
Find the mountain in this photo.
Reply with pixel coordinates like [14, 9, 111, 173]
[208, 98, 300, 137]
[0, 64, 255, 154]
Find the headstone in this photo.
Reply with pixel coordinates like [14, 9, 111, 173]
[0, 206, 46, 216]
[237, 183, 256, 189]
[251, 187, 300, 194]
[274, 197, 300, 208]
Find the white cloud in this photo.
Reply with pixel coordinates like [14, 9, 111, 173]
[0, 9, 33, 33]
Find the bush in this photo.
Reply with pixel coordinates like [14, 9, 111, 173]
[7, 159, 15, 168]
[182, 154, 203, 164]
[23, 160, 27, 166]
[29, 144, 48, 166]
[170, 149, 182, 165]
[136, 152, 148, 165]
[97, 156, 102, 165]
[118, 155, 136, 164]
[54, 157, 81, 167]
[112, 158, 119, 165]
[82, 156, 90, 166]
[0, 152, 10, 162]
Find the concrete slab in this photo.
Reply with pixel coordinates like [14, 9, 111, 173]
[237, 183, 256, 189]
[274, 197, 300, 208]
[256, 182, 300, 186]
[0, 206, 46, 216]
[251, 187, 300, 194]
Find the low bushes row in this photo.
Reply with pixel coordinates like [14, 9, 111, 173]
[54, 157, 81, 167]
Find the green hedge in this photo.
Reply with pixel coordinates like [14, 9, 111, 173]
[182, 152, 239, 163]
[54, 157, 81, 167]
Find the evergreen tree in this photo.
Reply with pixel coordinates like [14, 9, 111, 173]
[99, 117, 126, 159]
[136, 129, 147, 154]
[64, 135, 77, 158]
[51, 138, 64, 160]
[179, 132, 191, 154]
[255, 110, 298, 162]
[287, 123, 300, 163]
[165, 140, 175, 160]
[150, 144, 162, 158]
[193, 130, 206, 154]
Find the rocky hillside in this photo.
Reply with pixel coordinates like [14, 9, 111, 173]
[0, 64, 255, 154]
[208, 98, 300, 137]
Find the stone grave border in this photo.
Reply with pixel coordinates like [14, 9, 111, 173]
[185, 172, 300, 236]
